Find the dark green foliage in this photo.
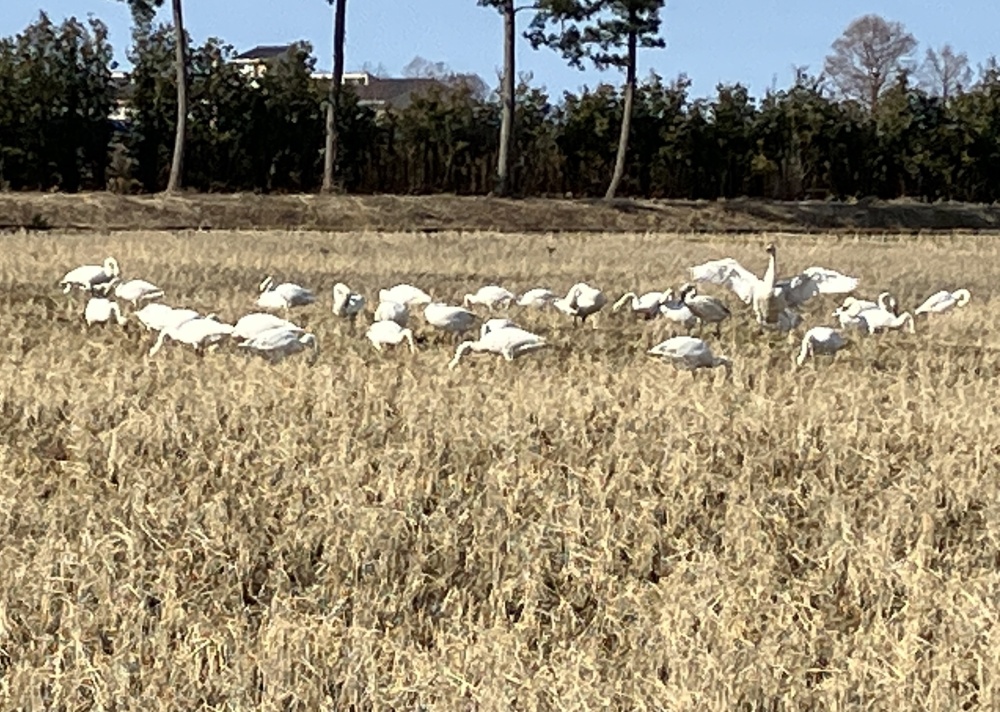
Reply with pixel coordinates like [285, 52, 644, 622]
[3, 12, 1000, 201]
[0, 13, 113, 191]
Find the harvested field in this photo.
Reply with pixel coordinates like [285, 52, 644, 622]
[1, 229, 999, 709]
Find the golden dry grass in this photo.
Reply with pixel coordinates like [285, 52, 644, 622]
[1, 229, 999, 710]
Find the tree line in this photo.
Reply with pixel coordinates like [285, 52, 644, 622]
[1, 6, 999, 202]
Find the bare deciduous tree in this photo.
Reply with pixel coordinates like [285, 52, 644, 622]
[479, 0, 534, 197]
[920, 44, 972, 100]
[120, 0, 188, 192]
[322, 0, 346, 194]
[824, 14, 916, 113]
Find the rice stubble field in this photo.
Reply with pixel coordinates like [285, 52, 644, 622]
[1, 228, 998, 710]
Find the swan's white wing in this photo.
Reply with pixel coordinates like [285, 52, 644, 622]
[240, 326, 306, 352]
[779, 267, 859, 307]
[915, 290, 950, 314]
[233, 313, 296, 340]
[61, 264, 104, 287]
[688, 258, 761, 304]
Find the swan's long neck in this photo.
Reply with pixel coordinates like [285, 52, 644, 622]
[762, 249, 777, 291]
[877, 292, 899, 315]
[332, 288, 348, 314]
[149, 330, 168, 357]
[448, 341, 475, 369]
[796, 337, 812, 367]
[713, 356, 733, 379]
[613, 292, 637, 311]
[954, 289, 971, 306]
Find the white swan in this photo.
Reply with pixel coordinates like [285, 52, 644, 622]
[60, 257, 121, 294]
[516, 288, 559, 308]
[84, 297, 127, 326]
[233, 312, 298, 341]
[647, 336, 732, 378]
[612, 289, 669, 319]
[658, 289, 700, 330]
[332, 282, 366, 321]
[796, 326, 848, 367]
[239, 325, 318, 363]
[463, 285, 515, 309]
[836, 292, 899, 318]
[256, 276, 316, 310]
[148, 316, 234, 356]
[915, 288, 971, 316]
[553, 282, 607, 326]
[366, 320, 416, 352]
[379, 284, 432, 307]
[692, 244, 800, 330]
[448, 327, 547, 369]
[856, 308, 916, 334]
[690, 248, 858, 309]
[679, 284, 731, 337]
[374, 300, 409, 327]
[424, 302, 478, 338]
[114, 279, 164, 306]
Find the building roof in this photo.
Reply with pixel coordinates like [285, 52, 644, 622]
[235, 44, 293, 61]
[350, 77, 444, 110]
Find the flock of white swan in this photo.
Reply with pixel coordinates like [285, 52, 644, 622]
[57, 245, 972, 375]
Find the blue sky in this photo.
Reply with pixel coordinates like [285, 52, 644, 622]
[4, 0, 999, 99]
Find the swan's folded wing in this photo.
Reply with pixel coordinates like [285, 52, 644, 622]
[688, 258, 759, 304]
[779, 267, 858, 306]
[915, 290, 949, 314]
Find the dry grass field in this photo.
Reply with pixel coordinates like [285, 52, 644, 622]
[1, 228, 999, 710]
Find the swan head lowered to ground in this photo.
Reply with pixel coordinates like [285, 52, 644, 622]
[553, 282, 607, 326]
[148, 316, 234, 357]
[914, 288, 971, 316]
[648, 335, 732, 379]
[366, 320, 416, 352]
[796, 326, 849, 367]
[448, 326, 547, 369]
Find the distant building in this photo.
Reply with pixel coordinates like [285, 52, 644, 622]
[109, 70, 133, 126]
[105, 48, 450, 125]
[233, 44, 294, 77]
[338, 72, 444, 111]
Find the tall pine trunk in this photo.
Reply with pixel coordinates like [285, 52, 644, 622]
[496, 0, 515, 196]
[605, 22, 637, 200]
[323, 0, 347, 193]
[166, 0, 187, 193]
